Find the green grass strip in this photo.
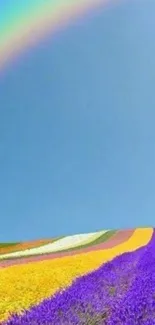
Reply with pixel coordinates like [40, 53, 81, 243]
[0, 242, 20, 248]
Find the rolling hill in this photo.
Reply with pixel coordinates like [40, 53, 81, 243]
[0, 227, 154, 324]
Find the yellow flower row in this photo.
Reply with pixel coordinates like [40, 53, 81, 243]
[0, 227, 153, 322]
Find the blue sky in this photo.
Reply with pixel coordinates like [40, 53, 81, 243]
[0, 0, 155, 242]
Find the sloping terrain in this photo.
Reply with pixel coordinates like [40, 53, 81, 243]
[0, 227, 154, 324]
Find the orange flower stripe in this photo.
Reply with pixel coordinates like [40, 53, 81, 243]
[0, 239, 55, 255]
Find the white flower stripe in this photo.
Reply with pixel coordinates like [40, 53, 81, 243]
[0, 230, 108, 259]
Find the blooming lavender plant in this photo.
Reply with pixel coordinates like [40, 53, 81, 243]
[107, 231, 155, 325]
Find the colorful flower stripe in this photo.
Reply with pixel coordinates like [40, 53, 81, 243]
[53, 229, 116, 253]
[0, 227, 152, 322]
[4, 233, 152, 325]
[0, 229, 131, 268]
[0, 230, 108, 260]
[0, 230, 116, 265]
[0, 238, 60, 255]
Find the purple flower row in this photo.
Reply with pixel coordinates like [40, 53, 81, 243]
[3, 231, 154, 325]
[108, 230, 155, 325]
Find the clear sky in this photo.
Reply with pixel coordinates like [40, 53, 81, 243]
[0, 0, 155, 242]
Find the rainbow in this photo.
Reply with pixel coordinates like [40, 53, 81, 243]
[0, 0, 116, 70]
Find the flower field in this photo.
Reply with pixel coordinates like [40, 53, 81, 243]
[0, 227, 154, 324]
